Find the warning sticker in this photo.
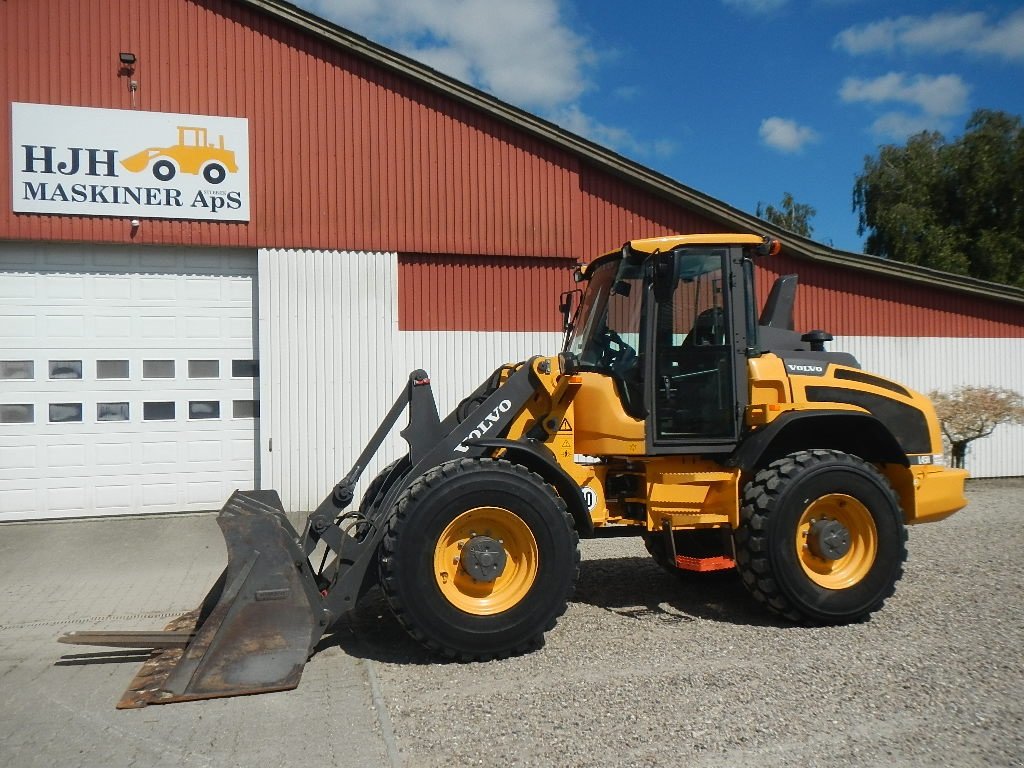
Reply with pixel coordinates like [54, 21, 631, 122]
[557, 418, 572, 433]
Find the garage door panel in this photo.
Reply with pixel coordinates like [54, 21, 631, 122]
[95, 485, 133, 511]
[0, 445, 36, 470]
[0, 314, 35, 337]
[95, 442, 133, 466]
[186, 480, 225, 505]
[0, 243, 258, 520]
[95, 276, 132, 300]
[0, 274, 36, 298]
[4, 489, 38, 516]
[96, 315, 133, 337]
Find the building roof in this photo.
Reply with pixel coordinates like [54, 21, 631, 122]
[239, 0, 1024, 309]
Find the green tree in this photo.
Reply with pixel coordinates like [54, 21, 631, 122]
[756, 192, 816, 237]
[929, 385, 1024, 469]
[853, 110, 1024, 286]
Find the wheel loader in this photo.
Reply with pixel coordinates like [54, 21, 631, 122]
[60, 233, 968, 708]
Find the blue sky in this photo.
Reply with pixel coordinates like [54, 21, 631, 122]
[299, 0, 1024, 253]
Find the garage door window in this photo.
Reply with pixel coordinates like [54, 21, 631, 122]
[0, 404, 34, 423]
[188, 360, 220, 378]
[143, 401, 175, 420]
[189, 400, 220, 419]
[97, 402, 130, 421]
[97, 360, 130, 379]
[232, 359, 259, 378]
[49, 360, 82, 379]
[232, 399, 259, 418]
[49, 403, 83, 422]
[143, 360, 175, 378]
[1, 361, 34, 379]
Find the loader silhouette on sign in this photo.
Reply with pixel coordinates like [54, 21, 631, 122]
[121, 126, 237, 184]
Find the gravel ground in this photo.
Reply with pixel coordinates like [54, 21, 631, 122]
[339, 478, 1024, 768]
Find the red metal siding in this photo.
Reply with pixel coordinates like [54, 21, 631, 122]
[758, 253, 1024, 338]
[0, 0, 621, 258]
[578, 166, 722, 257]
[398, 254, 575, 332]
[402, 248, 1024, 335]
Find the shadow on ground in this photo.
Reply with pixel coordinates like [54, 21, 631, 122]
[572, 555, 788, 629]
[324, 554, 790, 665]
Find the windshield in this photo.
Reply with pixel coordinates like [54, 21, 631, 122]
[564, 247, 730, 372]
[565, 255, 645, 375]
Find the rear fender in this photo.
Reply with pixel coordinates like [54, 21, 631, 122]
[726, 410, 908, 477]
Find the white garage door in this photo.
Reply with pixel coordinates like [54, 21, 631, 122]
[0, 243, 258, 521]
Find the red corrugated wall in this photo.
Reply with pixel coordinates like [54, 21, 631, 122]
[758, 254, 1024, 338]
[398, 254, 576, 332]
[0, 0, 720, 256]
[2, 0, 1022, 338]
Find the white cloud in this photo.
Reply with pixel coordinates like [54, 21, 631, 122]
[305, 0, 591, 111]
[758, 117, 820, 153]
[839, 72, 969, 117]
[839, 72, 971, 140]
[835, 10, 1024, 61]
[301, 0, 677, 159]
[722, 0, 789, 14]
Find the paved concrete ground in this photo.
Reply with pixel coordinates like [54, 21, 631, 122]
[0, 515, 394, 768]
[1, 479, 1022, 767]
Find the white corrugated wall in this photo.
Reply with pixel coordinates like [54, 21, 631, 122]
[837, 336, 1024, 477]
[258, 249, 562, 513]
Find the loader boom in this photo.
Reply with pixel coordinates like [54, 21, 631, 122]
[60, 361, 567, 706]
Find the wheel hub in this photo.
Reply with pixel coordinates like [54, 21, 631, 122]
[807, 518, 851, 560]
[459, 536, 508, 583]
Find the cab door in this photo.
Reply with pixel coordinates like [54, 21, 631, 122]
[646, 246, 749, 453]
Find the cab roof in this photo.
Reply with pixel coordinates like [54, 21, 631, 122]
[581, 233, 768, 276]
[623, 233, 766, 255]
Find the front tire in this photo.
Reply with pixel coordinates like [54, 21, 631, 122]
[734, 449, 907, 624]
[381, 458, 579, 659]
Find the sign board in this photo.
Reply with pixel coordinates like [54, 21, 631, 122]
[11, 102, 250, 221]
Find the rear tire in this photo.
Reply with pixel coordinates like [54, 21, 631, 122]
[380, 458, 579, 659]
[734, 449, 907, 624]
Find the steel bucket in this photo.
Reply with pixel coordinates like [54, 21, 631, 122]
[60, 490, 325, 708]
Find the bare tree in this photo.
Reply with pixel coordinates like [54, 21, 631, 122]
[929, 386, 1024, 469]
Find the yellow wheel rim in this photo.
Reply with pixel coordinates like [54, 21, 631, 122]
[433, 506, 538, 615]
[796, 494, 877, 590]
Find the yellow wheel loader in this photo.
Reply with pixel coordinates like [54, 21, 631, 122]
[61, 234, 968, 707]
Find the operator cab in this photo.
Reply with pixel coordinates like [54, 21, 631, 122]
[563, 234, 770, 454]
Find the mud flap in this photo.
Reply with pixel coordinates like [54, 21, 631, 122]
[89, 490, 325, 708]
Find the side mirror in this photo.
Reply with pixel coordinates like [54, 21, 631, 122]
[652, 251, 677, 303]
[558, 290, 578, 332]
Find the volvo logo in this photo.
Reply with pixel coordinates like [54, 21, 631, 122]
[787, 363, 825, 374]
[453, 399, 513, 453]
